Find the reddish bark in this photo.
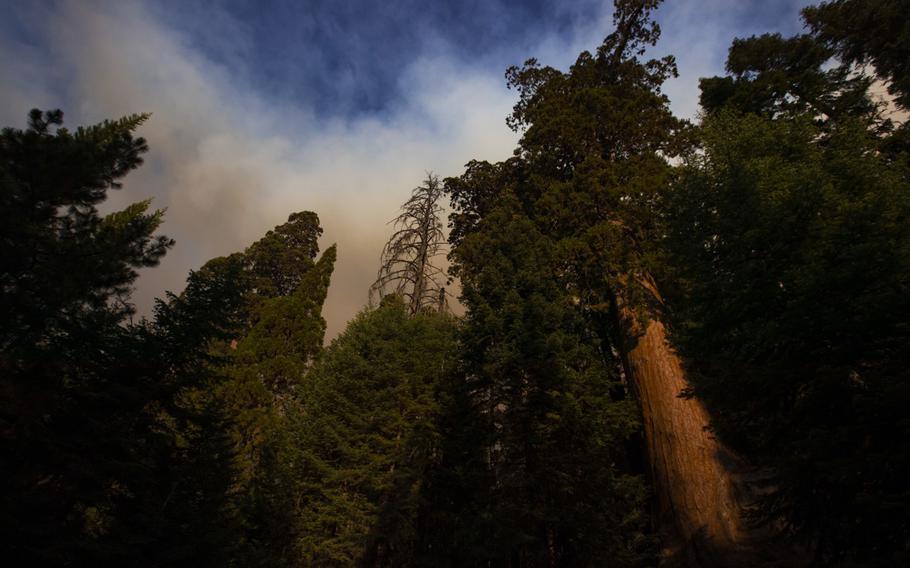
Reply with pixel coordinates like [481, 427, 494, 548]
[618, 281, 799, 567]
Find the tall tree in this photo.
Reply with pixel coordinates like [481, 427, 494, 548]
[447, 1, 772, 563]
[220, 229, 337, 566]
[371, 173, 448, 314]
[439, 197, 653, 566]
[662, 18, 910, 564]
[0, 109, 180, 564]
[293, 298, 457, 566]
[134, 252, 252, 565]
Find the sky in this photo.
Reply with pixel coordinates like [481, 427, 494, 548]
[0, 0, 814, 339]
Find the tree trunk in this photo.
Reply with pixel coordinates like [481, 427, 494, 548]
[616, 279, 799, 567]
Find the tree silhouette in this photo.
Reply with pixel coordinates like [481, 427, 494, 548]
[370, 173, 448, 314]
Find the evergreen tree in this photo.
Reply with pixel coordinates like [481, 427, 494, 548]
[135, 252, 252, 565]
[662, 42, 910, 565]
[222, 237, 337, 566]
[698, 33, 877, 123]
[294, 298, 457, 566]
[246, 211, 323, 298]
[0, 109, 178, 564]
[802, 0, 910, 111]
[445, 1, 766, 562]
[438, 198, 652, 566]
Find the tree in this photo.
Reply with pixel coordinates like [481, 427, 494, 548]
[438, 198, 653, 566]
[698, 33, 876, 124]
[132, 252, 253, 565]
[370, 173, 448, 315]
[447, 1, 770, 563]
[0, 109, 180, 564]
[220, 235, 336, 566]
[662, 25, 910, 563]
[802, 0, 910, 160]
[245, 211, 323, 298]
[802, 0, 910, 111]
[293, 298, 457, 566]
[0, 109, 171, 353]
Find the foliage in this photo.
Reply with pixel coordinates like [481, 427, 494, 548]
[5, 1, 910, 565]
[803, 0, 910, 111]
[662, 77, 910, 566]
[435, 2, 689, 563]
[217, 224, 337, 566]
[438, 200, 653, 566]
[293, 298, 457, 566]
[698, 33, 877, 124]
[246, 211, 323, 298]
[0, 109, 175, 563]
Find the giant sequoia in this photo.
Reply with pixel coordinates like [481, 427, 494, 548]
[4, 0, 909, 565]
[446, 2, 770, 563]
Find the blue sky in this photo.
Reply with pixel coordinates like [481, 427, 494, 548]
[0, 0, 813, 337]
[145, 0, 811, 119]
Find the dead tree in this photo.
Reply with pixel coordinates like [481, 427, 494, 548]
[370, 173, 448, 314]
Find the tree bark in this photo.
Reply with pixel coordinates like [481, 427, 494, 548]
[616, 279, 799, 567]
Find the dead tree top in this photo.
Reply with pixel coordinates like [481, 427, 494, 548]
[370, 173, 449, 314]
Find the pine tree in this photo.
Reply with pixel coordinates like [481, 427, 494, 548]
[0, 109, 179, 564]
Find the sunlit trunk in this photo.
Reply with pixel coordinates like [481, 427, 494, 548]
[616, 279, 792, 566]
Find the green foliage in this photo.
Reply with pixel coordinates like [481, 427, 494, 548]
[246, 211, 323, 298]
[293, 299, 457, 566]
[440, 200, 653, 566]
[436, 3, 688, 563]
[0, 109, 171, 352]
[218, 235, 337, 566]
[698, 33, 876, 122]
[803, 0, 910, 111]
[0, 109, 178, 564]
[661, 102, 910, 565]
[6, 2, 909, 565]
[498, 0, 687, 319]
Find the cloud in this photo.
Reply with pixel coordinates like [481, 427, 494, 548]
[0, 0, 533, 339]
[0, 0, 818, 339]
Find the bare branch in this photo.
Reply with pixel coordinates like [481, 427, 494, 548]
[369, 172, 450, 314]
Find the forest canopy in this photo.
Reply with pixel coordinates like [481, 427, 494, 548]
[1, 1, 908, 566]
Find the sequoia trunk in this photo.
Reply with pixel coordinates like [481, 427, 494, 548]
[616, 281, 792, 567]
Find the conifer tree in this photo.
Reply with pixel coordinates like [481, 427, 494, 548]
[802, 0, 910, 111]
[0, 109, 177, 564]
[293, 298, 457, 566]
[221, 236, 336, 565]
[662, 19, 910, 563]
[370, 173, 448, 314]
[446, 1, 766, 563]
[439, 198, 653, 566]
